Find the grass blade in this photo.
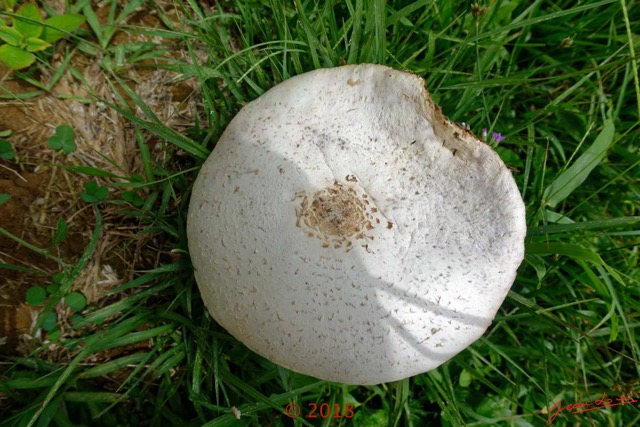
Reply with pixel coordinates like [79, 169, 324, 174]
[528, 216, 640, 236]
[543, 117, 615, 208]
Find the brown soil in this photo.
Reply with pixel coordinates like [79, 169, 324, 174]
[0, 166, 54, 351]
[0, 0, 204, 356]
[0, 71, 92, 354]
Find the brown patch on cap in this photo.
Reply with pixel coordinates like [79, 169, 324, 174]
[296, 181, 381, 250]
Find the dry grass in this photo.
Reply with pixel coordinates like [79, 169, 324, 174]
[0, 1, 204, 358]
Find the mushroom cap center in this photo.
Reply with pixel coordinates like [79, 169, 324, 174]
[306, 182, 367, 237]
[297, 181, 381, 250]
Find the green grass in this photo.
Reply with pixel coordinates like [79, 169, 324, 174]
[1, 0, 639, 426]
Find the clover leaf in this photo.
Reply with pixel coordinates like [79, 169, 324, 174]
[48, 124, 76, 154]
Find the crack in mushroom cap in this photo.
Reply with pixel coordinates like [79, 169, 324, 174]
[187, 64, 526, 385]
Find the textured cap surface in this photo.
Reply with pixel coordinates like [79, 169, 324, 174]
[187, 64, 526, 385]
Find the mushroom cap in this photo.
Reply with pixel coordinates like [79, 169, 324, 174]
[187, 64, 526, 385]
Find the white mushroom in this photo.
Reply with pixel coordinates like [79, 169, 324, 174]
[187, 64, 526, 385]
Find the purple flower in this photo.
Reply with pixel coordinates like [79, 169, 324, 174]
[481, 128, 488, 139]
[491, 132, 505, 143]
